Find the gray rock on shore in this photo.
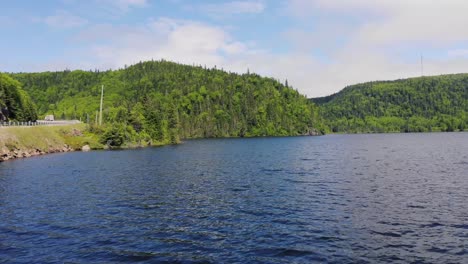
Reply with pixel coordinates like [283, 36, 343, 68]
[82, 145, 91, 152]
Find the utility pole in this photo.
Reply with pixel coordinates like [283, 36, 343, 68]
[99, 85, 104, 126]
[421, 54, 424, 77]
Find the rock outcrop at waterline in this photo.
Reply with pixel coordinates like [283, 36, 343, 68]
[1, 145, 74, 162]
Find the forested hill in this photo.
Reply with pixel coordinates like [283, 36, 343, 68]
[313, 74, 468, 133]
[0, 73, 37, 122]
[9, 60, 325, 145]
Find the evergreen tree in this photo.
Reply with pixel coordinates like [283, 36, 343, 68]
[313, 74, 468, 133]
[0, 73, 38, 122]
[8, 60, 327, 144]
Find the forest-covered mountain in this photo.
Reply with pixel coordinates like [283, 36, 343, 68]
[9, 60, 325, 145]
[0, 73, 37, 122]
[312, 74, 468, 133]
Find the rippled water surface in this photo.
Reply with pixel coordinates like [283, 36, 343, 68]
[1, 133, 467, 263]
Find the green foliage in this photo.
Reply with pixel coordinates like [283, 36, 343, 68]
[55, 126, 103, 150]
[100, 124, 127, 147]
[10, 60, 324, 144]
[314, 74, 468, 133]
[0, 73, 38, 121]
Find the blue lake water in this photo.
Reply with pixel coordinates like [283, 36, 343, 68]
[0, 133, 467, 263]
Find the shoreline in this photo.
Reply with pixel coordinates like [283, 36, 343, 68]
[0, 128, 468, 163]
[1, 145, 75, 162]
[0, 125, 323, 163]
[0, 124, 98, 163]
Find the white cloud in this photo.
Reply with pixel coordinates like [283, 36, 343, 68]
[287, 0, 468, 46]
[44, 10, 88, 28]
[79, 18, 249, 69]
[26, 0, 468, 98]
[71, 0, 468, 98]
[223, 42, 248, 55]
[74, 18, 335, 97]
[280, 0, 468, 96]
[351, 1, 468, 47]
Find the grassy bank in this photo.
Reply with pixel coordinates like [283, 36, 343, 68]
[0, 124, 103, 161]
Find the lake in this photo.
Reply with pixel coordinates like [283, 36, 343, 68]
[0, 133, 467, 263]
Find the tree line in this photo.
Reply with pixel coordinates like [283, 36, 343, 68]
[313, 74, 468, 133]
[9, 59, 467, 140]
[0, 73, 37, 122]
[10, 60, 325, 146]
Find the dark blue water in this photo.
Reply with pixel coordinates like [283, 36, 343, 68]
[0, 134, 467, 263]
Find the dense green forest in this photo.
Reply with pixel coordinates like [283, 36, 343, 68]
[9, 58, 467, 144]
[312, 74, 468, 133]
[9, 60, 325, 146]
[0, 73, 37, 122]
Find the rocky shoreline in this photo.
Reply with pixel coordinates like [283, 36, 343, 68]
[0, 145, 75, 162]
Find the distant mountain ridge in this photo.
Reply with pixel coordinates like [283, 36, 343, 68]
[311, 74, 468, 133]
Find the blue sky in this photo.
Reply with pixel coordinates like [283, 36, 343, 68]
[2, 0, 468, 97]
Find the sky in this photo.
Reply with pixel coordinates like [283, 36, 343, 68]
[2, 0, 468, 97]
